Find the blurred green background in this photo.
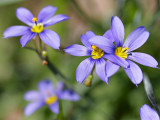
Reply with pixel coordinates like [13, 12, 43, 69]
[0, 0, 160, 120]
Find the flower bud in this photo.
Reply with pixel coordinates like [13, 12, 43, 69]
[83, 75, 93, 87]
[42, 60, 48, 66]
[42, 51, 48, 57]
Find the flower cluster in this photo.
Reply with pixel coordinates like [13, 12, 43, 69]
[3, 6, 159, 119]
[65, 16, 158, 85]
[64, 31, 119, 84]
[24, 80, 79, 116]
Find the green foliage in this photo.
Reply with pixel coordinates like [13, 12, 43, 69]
[0, 0, 23, 6]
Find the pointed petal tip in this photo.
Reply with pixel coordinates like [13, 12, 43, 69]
[3, 36, 7, 39]
[76, 77, 84, 84]
[105, 76, 109, 84]
[65, 15, 70, 20]
[124, 27, 150, 51]
[157, 67, 160, 69]
[128, 52, 158, 68]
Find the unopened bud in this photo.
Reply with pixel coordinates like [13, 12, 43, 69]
[83, 75, 93, 87]
[42, 51, 48, 57]
[42, 60, 48, 65]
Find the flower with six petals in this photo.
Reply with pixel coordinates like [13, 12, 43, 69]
[24, 80, 79, 116]
[4, 6, 69, 49]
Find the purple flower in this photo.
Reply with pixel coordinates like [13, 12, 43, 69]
[140, 104, 159, 120]
[24, 80, 79, 116]
[89, 16, 158, 85]
[64, 31, 119, 84]
[4, 6, 69, 49]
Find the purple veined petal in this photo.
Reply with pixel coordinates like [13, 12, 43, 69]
[24, 101, 45, 116]
[49, 101, 59, 114]
[81, 31, 95, 49]
[39, 30, 60, 49]
[16, 7, 34, 26]
[38, 6, 57, 23]
[106, 61, 120, 77]
[89, 36, 116, 54]
[20, 30, 36, 47]
[123, 26, 149, 52]
[128, 52, 158, 68]
[64, 44, 90, 56]
[103, 29, 114, 42]
[58, 90, 80, 101]
[140, 104, 159, 120]
[38, 80, 55, 97]
[4, 26, 30, 38]
[124, 60, 143, 85]
[103, 54, 129, 68]
[95, 58, 107, 83]
[111, 16, 124, 47]
[76, 57, 95, 84]
[44, 14, 69, 27]
[24, 91, 42, 102]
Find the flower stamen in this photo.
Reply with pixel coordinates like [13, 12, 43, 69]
[32, 17, 38, 22]
[91, 45, 104, 59]
[31, 23, 44, 33]
[115, 47, 129, 59]
[45, 95, 58, 105]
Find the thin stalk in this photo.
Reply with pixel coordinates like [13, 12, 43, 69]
[57, 100, 64, 120]
[33, 36, 41, 54]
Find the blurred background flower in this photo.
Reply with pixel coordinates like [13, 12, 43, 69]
[0, 0, 160, 120]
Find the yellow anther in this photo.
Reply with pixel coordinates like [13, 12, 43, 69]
[115, 47, 129, 59]
[32, 17, 37, 22]
[31, 23, 44, 33]
[45, 95, 58, 105]
[92, 45, 97, 50]
[91, 45, 104, 59]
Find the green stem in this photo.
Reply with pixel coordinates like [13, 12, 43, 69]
[24, 47, 68, 81]
[57, 100, 64, 120]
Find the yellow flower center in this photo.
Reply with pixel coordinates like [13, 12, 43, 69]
[91, 45, 104, 59]
[115, 47, 129, 59]
[32, 17, 38, 22]
[31, 23, 44, 33]
[45, 95, 58, 105]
